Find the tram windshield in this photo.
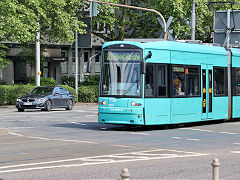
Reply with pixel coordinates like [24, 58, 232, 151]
[101, 50, 141, 97]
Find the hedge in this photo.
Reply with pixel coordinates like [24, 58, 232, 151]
[0, 85, 78, 105]
[0, 85, 35, 105]
[78, 85, 99, 103]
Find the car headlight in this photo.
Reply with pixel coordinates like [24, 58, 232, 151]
[16, 98, 22, 102]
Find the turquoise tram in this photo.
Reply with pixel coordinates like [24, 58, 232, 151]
[97, 40, 240, 125]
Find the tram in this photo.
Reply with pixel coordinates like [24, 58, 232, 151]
[97, 40, 240, 125]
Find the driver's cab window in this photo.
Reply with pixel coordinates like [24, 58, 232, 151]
[145, 64, 154, 97]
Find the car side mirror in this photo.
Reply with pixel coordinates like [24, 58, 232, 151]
[87, 52, 101, 73]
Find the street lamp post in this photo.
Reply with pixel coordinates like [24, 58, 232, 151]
[36, 17, 41, 86]
[191, 0, 196, 40]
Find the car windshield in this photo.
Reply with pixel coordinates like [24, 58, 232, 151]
[30, 87, 54, 95]
[101, 50, 141, 97]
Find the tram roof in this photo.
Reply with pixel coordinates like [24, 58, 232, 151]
[103, 40, 227, 55]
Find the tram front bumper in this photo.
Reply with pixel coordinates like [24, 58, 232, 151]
[98, 107, 144, 125]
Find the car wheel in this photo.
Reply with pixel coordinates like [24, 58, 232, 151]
[17, 108, 25, 112]
[66, 99, 73, 110]
[45, 100, 52, 111]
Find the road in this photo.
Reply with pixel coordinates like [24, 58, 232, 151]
[0, 104, 240, 179]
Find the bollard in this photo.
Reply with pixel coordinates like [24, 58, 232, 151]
[211, 158, 220, 180]
[121, 168, 130, 180]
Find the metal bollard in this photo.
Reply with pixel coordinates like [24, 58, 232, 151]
[211, 158, 220, 180]
[121, 168, 130, 180]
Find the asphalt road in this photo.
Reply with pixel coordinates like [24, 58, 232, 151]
[0, 104, 240, 180]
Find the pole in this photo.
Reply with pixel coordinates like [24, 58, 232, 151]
[36, 17, 41, 86]
[226, 9, 231, 49]
[88, 0, 167, 40]
[211, 158, 220, 180]
[191, 0, 196, 40]
[75, 31, 79, 94]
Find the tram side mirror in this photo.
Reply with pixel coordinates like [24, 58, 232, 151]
[141, 51, 152, 74]
[87, 52, 101, 73]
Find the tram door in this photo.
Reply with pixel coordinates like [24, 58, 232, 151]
[201, 64, 213, 119]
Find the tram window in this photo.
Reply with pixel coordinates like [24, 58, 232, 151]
[187, 67, 200, 96]
[172, 65, 185, 97]
[145, 64, 154, 97]
[235, 68, 240, 95]
[214, 67, 225, 96]
[145, 64, 167, 97]
[156, 65, 167, 97]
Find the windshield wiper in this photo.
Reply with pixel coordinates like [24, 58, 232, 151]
[118, 79, 139, 98]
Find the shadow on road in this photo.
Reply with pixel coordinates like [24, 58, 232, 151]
[51, 118, 240, 132]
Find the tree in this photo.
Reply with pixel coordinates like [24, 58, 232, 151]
[0, 0, 87, 74]
[0, 0, 86, 43]
[91, 0, 240, 43]
[0, 44, 10, 69]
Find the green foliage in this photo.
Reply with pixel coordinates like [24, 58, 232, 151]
[0, 80, 7, 85]
[62, 76, 75, 87]
[80, 75, 100, 86]
[0, 44, 10, 69]
[92, 0, 240, 42]
[0, 0, 86, 43]
[78, 85, 99, 103]
[0, 85, 35, 105]
[26, 76, 56, 86]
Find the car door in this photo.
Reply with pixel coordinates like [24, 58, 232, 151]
[59, 87, 68, 106]
[52, 87, 61, 107]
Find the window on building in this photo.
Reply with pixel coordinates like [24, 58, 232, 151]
[214, 67, 226, 96]
[187, 66, 200, 96]
[84, 52, 89, 62]
[172, 65, 185, 97]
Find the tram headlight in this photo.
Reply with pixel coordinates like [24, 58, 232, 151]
[131, 102, 142, 106]
[99, 101, 106, 105]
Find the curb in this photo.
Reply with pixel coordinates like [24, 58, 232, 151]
[0, 129, 8, 135]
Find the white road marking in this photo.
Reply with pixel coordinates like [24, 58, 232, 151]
[233, 143, 240, 145]
[131, 132, 150, 135]
[231, 151, 240, 154]
[183, 128, 238, 135]
[9, 127, 34, 129]
[172, 137, 182, 139]
[8, 132, 98, 144]
[0, 149, 208, 174]
[187, 138, 200, 141]
[182, 128, 214, 132]
[111, 145, 135, 148]
[219, 132, 237, 135]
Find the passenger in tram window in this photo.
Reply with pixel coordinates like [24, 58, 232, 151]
[177, 80, 185, 96]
